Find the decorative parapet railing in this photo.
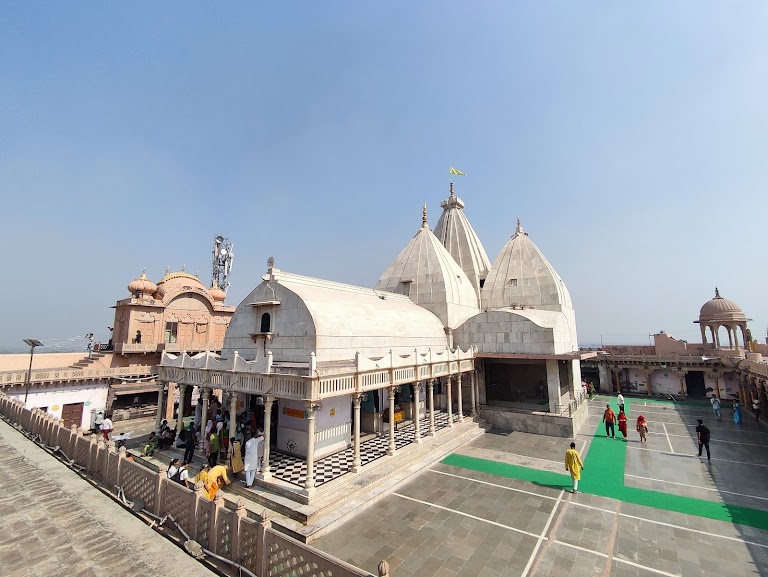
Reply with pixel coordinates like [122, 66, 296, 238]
[0, 392, 381, 577]
[0, 365, 157, 387]
[158, 347, 476, 402]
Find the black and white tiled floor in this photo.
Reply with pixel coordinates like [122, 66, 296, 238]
[268, 411, 460, 487]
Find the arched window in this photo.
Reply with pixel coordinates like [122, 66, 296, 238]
[260, 312, 271, 333]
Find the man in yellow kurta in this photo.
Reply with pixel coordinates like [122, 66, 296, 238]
[565, 442, 584, 493]
[207, 464, 231, 500]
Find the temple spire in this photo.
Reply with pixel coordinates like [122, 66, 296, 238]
[422, 203, 428, 228]
[515, 216, 523, 235]
[449, 182, 455, 198]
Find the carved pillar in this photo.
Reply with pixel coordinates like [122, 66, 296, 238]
[428, 380, 436, 436]
[387, 387, 396, 456]
[155, 383, 165, 432]
[201, 388, 210, 431]
[446, 377, 454, 428]
[260, 396, 273, 479]
[413, 383, 422, 443]
[229, 392, 238, 442]
[678, 372, 686, 397]
[352, 394, 363, 472]
[456, 373, 464, 422]
[304, 402, 318, 493]
[470, 371, 477, 417]
[176, 384, 187, 435]
[646, 370, 653, 396]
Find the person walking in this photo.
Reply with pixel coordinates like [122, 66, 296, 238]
[588, 382, 596, 400]
[696, 419, 711, 461]
[228, 436, 244, 479]
[617, 393, 625, 414]
[636, 415, 648, 443]
[603, 404, 616, 438]
[734, 401, 743, 425]
[86, 333, 94, 359]
[710, 396, 722, 422]
[100, 415, 113, 441]
[565, 442, 584, 493]
[753, 397, 761, 421]
[617, 408, 628, 440]
[243, 430, 263, 488]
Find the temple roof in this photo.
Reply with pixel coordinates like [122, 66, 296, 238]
[376, 205, 480, 329]
[433, 183, 491, 296]
[481, 218, 573, 312]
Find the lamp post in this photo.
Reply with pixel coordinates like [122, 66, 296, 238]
[23, 339, 43, 405]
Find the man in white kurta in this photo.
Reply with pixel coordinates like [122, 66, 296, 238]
[243, 430, 264, 488]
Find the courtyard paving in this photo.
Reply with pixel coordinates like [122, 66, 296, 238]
[0, 418, 217, 577]
[313, 396, 768, 577]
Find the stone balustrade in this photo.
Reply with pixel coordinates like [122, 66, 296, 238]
[0, 392, 385, 577]
[0, 365, 156, 386]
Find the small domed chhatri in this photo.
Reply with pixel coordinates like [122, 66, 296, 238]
[699, 287, 747, 322]
[127, 271, 157, 297]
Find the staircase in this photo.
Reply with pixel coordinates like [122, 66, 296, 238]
[70, 353, 107, 369]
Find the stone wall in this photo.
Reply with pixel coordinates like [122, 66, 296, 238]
[479, 398, 589, 438]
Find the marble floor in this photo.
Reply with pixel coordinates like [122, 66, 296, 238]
[312, 396, 768, 577]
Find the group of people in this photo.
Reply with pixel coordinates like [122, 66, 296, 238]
[711, 395, 760, 425]
[93, 412, 113, 441]
[601, 393, 650, 443]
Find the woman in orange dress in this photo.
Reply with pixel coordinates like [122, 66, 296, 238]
[636, 415, 648, 442]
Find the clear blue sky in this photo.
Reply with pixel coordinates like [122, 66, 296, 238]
[1, 2, 767, 352]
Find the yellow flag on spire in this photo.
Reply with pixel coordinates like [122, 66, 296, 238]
[449, 167, 466, 176]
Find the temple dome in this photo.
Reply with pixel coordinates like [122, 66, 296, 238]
[699, 288, 747, 322]
[127, 272, 157, 296]
[375, 205, 479, 329]
[433, 183, 491, 297]
[481, 218, 573, 312]
[209, 281, 226, 302]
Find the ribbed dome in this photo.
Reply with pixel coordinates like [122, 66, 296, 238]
[481, 218, 573, 312]
[433, 183, 491, 297]
[128, 272, 157, 296]
[209, 281, 226, 302]
[699, 288, 746, 322]
[375, 205, 479, 329]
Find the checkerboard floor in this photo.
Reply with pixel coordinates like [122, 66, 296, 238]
[268, 411, 461, 487]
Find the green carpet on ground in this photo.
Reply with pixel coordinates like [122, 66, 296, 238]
[442, 397, 768, 531]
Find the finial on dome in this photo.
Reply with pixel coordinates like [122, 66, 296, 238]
[449, 182, 455, 198]
[422, 203, 428, 228]
[165, 265, 170, 274]
[715, 287, 721, 298]
[267, 256, 275, 269]
[515, 216, 523, 235]
[139, 270, 148, 280]
[182, 264, 186, 272]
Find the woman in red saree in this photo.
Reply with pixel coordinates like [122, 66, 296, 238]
[617, 408, 628, 440]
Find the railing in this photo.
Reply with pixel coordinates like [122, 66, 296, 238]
[551, 391, 588, 417]
[0, 365, 156, 386]
[0, 393, 384, 577]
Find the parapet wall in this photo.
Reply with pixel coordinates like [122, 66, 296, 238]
[479, 396, 589, 438]
[0, 393, 382, 577]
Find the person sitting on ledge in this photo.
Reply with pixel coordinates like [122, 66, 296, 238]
[142, 432, 159, 456]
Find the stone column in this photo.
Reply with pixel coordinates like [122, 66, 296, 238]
[597, 363, 610, 393]
[176, 384, 187, 435]
[229, 392, 238, 442]
[428, 380, 436, 436]
[469, 372, 477, 417]
[260, 396, 273, 479]
[155, 383, 165, 432]
[446, 377, 454, 428]
[678, 372, 686, 397]
[387, 387, 396, 456]
[201, 388, 210, 430]
[304, 402, 318, 493]
[352, 394, 363, 472]
[456, 373, 464, 422]
[413, 383, 422, 443]
[646, 370, 653, 396]
[546, 359, 561, 411]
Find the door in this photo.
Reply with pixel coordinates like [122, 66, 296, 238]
[61, 402, 84, 429]
[685, 371, 706, 398]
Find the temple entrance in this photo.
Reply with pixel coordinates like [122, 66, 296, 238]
[685, 371, 706, 398]
[485, 361, 548, 407]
